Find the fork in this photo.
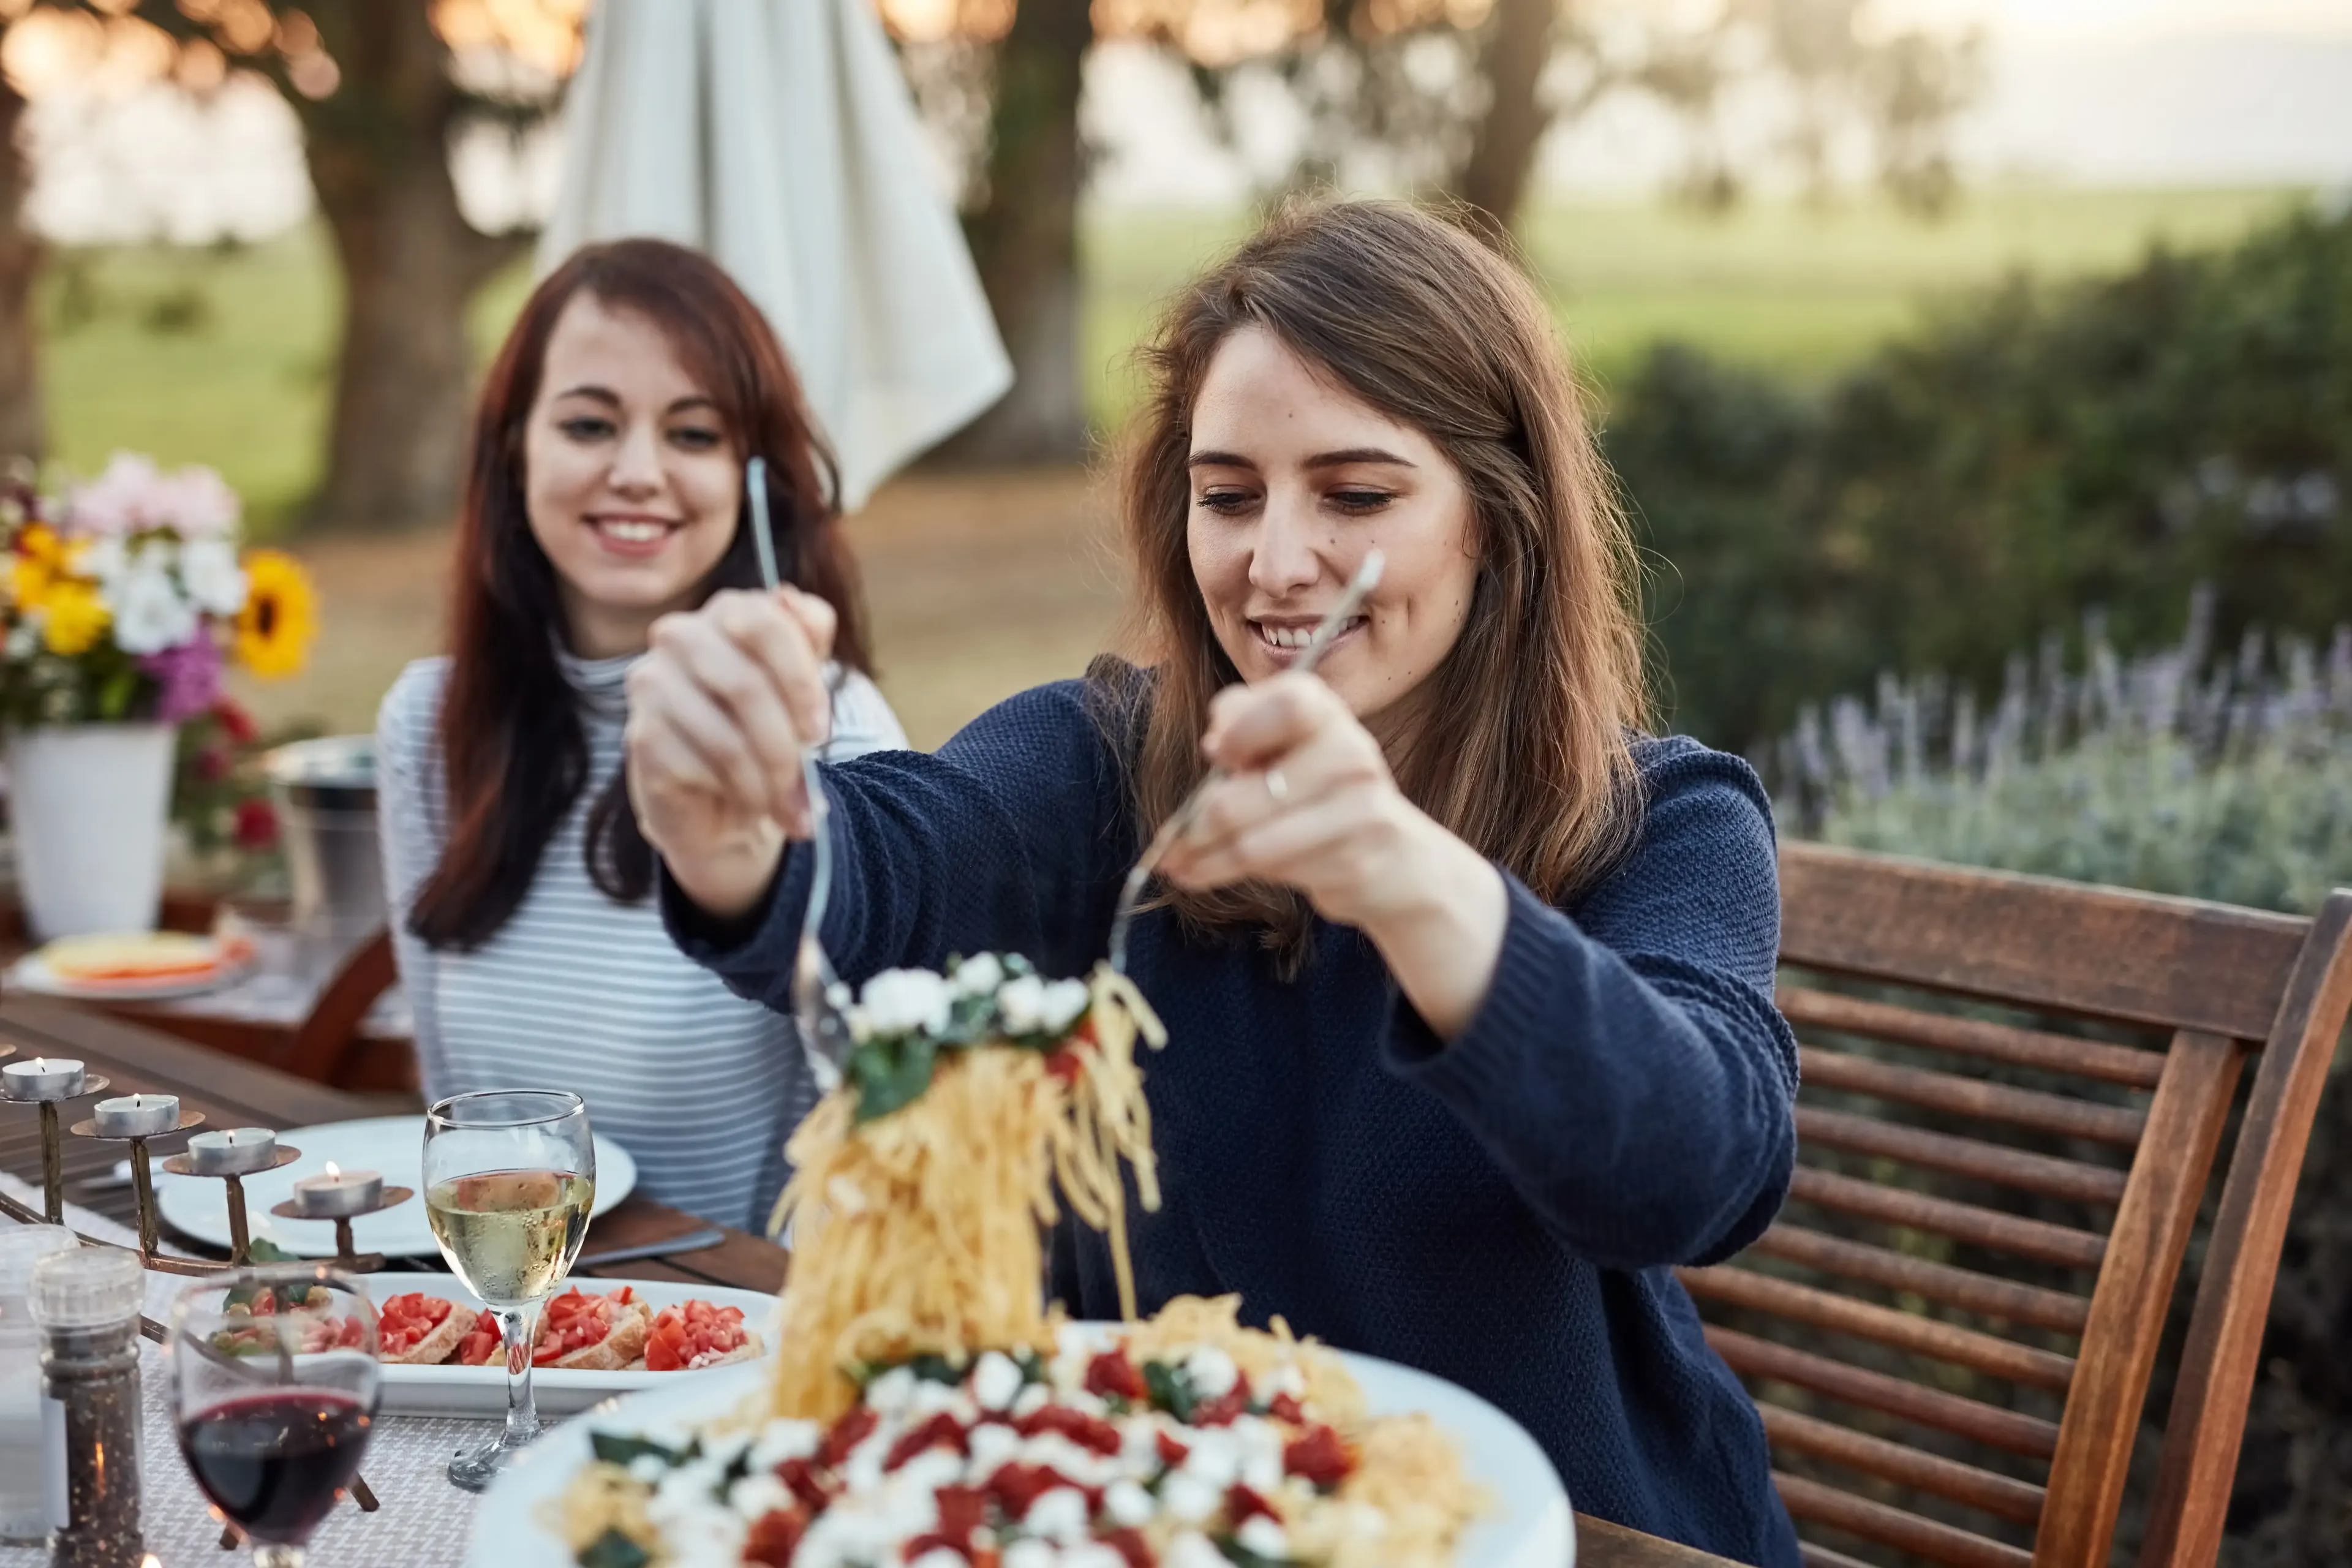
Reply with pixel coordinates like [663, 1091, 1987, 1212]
[1104, 549, 1385, 974]
[748, 457, 856, 1088]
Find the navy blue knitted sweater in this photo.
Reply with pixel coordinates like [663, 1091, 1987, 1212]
[665, 678, 1803, 1567]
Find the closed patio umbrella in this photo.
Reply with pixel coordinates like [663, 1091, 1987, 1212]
[541, 0, 1012, 511]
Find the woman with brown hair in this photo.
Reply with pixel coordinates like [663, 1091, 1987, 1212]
[375, 238, 906, 1231]
[627, 202, 1799, 1564]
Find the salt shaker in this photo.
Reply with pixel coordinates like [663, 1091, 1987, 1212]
[0, 1227, 78, 1544]
[30, 1247, 146, 1568]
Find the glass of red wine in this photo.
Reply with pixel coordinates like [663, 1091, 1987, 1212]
[164, 1264, 380, 1567]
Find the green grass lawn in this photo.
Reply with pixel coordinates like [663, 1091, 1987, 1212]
[35, 184, 2313, 534]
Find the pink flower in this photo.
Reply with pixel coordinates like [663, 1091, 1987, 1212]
[138, 633, 224, 723]
[64, 452, 239, 540]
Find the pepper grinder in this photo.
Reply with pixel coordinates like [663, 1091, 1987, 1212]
[29, 1248, 145, 1568]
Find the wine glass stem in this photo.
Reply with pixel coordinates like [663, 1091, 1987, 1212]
[499, 1300, 543, 1446]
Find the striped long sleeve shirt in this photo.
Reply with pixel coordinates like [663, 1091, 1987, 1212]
[375, 649, 907, 1229]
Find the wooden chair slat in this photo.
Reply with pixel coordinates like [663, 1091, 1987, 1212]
[1795, 1107, 2130, 1205]
[1778, 986, 2169, 1088]
[1705, 1327, 2062, 1459]
[1799, 1544, 1883, 1568]
[1773, 1472, 2034, 1568]
[2136, 891, 2352, 1568]
[1681, 1266, 2076, 1392]
[1749, 1223, 2092, 1334]
[1787, 1167, 2107, 1271]
[1779, 842, 2307, 1039]
[2030, 1030, 2242, 1567]
[1759, 1404, 2048, 1525]
[1798, 1046, 2149, 1145]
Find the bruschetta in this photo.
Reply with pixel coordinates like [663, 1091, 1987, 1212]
[532, 1284, 653, 1371]
[634, 1298, 764, 1372]
[376, 1292, 475, 1366]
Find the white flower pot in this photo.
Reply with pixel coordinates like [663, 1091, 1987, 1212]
[7, 723, 176, 941]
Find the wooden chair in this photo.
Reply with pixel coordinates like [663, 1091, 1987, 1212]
[1681, 842, 2352, 1568]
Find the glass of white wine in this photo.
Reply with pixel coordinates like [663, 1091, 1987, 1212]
[422, 1088, 594, 1490]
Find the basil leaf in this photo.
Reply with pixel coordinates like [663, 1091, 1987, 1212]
[588, 1432, 683, 1469]
[577, 1528, 652, 1568]
[1213, 1537, 1295, 1568]
[1142, 1359, 1195, 1422]
[850, 1031, 940, 1123]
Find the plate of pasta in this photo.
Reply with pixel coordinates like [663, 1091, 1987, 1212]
[464, 953, 1570, 1568]
[465, 1302, 1568, 1568]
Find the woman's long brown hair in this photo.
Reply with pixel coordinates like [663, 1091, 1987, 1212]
[1106, 199, 1650, 965]
[410, 239, 873, 952]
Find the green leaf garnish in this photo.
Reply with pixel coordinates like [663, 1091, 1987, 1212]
[576, 1528, 652, 1568]
[1143, 1359, 1196, 1422]
[589, 1432, 685, 1469]
[849, 1031, 941, 1123]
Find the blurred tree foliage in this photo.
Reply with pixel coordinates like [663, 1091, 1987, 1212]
[1611, 200, 2352, 755]
[902, 0, 1981, 462]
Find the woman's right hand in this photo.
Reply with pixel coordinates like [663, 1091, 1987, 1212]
[624, 586, 839, 922]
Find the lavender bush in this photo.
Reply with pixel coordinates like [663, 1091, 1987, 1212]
[1768, 591, 2352, 916]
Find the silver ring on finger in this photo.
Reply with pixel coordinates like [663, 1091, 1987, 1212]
[1264, 768, 1290, 804]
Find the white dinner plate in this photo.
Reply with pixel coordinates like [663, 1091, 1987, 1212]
[156, 1115, 638, 1259]
[364, 1271, 777, 1417]
[464, 1336, 1574, 1568]
[9, 950, 249, 1001]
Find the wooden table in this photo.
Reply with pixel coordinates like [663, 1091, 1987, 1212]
[0, 997, 1736, 1568]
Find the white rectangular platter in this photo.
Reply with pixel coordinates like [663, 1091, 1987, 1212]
[363, 1272, 778, 1418]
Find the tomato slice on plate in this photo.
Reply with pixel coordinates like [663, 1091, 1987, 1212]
[644, 1299, 749, 1371]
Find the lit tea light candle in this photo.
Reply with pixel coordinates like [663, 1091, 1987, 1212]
[292, 1162, 382, 1218]
[91, 1093, 181, 1138]
[1, 1057, 85, 1101]
[185, 1127, 279, 1175]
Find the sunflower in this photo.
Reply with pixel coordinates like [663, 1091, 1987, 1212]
[234, 549, 317, 679]
[36, 578, 110, 655]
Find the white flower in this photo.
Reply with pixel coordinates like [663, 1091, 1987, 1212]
[995, 973, 1049, 1034]
[950, 952, 1005, 997]
[179, 538, 246, 616]
[854, 967, 953, 1037]
[72, 535, 125, 586]
[108, 564, 198, 655]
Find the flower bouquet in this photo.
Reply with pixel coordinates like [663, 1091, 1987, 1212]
[0, 453, 317, 938]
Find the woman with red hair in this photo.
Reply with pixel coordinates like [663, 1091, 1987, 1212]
[375, 239, 906, 1229]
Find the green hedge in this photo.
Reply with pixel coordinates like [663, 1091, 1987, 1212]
[1608, 201, 2352, 755]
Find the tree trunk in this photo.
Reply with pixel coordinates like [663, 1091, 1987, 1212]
[298, 2, 524, 530]
[0, 70, 45, 461]
[932, 0, 1091, 467]
[1454, 0, 1561, 241]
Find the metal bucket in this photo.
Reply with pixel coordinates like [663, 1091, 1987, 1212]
[263, 734, 383, 964]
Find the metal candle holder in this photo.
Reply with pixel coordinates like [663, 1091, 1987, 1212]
[69, 1108, 209, 1262]
[268, 1186, 416, 1273]
[153, 1144, 306, 1271]
[0, 1051, 108, 1226]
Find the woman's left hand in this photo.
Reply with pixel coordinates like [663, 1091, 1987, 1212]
[1160, 673, 1508, 1038]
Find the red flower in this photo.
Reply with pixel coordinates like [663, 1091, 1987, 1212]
[213, 699, 258, 745]
[233, 798, 278, 850]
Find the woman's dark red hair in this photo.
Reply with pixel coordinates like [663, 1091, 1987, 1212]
[409, 238, 873, 951]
